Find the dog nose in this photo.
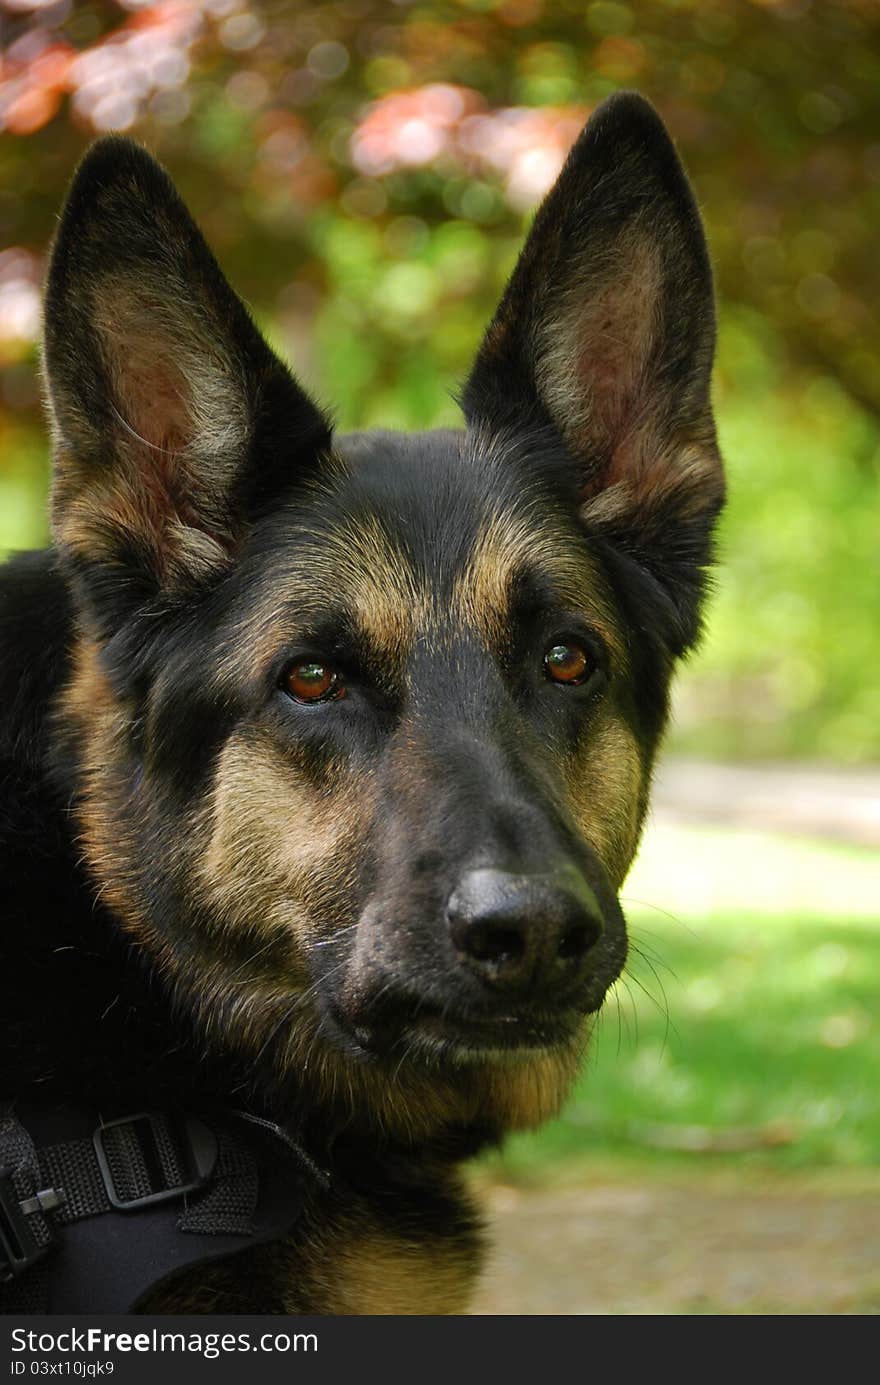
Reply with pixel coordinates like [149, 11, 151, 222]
[446, 867, 603, 996]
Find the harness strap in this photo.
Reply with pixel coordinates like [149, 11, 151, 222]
[0, 1101, 316, 1313]
[0, 1106, 51, 1312]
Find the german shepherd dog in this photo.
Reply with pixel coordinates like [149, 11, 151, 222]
[0, 92, 723, 1313]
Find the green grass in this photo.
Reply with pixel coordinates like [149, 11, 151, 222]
[484, 822, 880, 1182]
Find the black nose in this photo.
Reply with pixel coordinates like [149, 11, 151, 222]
[446, 867, 604, 997]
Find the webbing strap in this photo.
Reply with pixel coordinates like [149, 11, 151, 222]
[178, 1125, 257, 1235]
[0, 1103, 311, 1314]
[0, 1107, 51, 1312]
[39, 1138, 110, 1221]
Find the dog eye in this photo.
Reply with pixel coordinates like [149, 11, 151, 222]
[544, 642, 591, 686]
[283, 661, 345, 703]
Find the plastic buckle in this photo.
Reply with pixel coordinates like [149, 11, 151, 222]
[0, 1167, 51, 1283]
[93, 1113, 217, 1212]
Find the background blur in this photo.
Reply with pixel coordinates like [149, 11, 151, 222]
[2, 0, 878, 1313]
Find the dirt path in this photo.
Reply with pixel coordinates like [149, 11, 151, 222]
[652, 759, 880, 848]
[471, 1177, 880, 1315]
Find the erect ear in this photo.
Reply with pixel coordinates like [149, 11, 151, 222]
[43, 136, 331, 637]
[462, 92, 724, 652]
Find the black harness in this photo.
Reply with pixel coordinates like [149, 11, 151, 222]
[0, 1099, 324, 1313]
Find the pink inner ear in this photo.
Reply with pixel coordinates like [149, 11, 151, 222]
[582, 257, 658, 452]
[108, 340, 204, 528]
[94, 280, 193, 445]
[94, 301, 238, 570]
[54, 270, 254, 589]
[120, 353, 191, 456]
[542, 236, 661, 496]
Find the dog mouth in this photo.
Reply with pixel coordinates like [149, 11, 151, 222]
[325, 997, 584, 1066]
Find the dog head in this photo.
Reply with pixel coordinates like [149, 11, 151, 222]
[44, 93, 723, 1140]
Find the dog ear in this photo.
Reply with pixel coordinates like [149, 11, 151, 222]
[462, 93, 724, 649]
[44, 136, 331, 636]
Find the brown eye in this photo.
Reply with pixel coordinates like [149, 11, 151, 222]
[284, 661, 344, 703]
[544, 642, 591, 686]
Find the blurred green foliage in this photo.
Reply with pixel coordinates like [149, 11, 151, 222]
[1, 0, 878, 759]
[685, 313, 880, 761]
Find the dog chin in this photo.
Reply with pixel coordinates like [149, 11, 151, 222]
[388, 1026, 568, 1071]
[326, 1002, 583, 1070]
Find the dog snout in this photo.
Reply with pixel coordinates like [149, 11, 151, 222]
[446, 866, 604, 997]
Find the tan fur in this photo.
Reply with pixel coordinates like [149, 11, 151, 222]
[139, 1174, 483, 1315]
[61, 645, 593, 1145]
[55, 465, 232, 590]
[58, 465, 649, 1321]
[537, 231, 660, 461]
[60, 624, 592, 1312]
[456, 498, 625, 667]
[581, 434, 724, 528]
[298, 1234, 476, 1315]
[50, 271, 251, 589]
[197, 729, 373, 946]
[61, 638, 146, 924]
[57, 435, 644, 1228]
[92, 274, 249, 473]
[233, 509, 429, 687]
[565, 708, 645, 890]
[525, 229, 723, 528]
